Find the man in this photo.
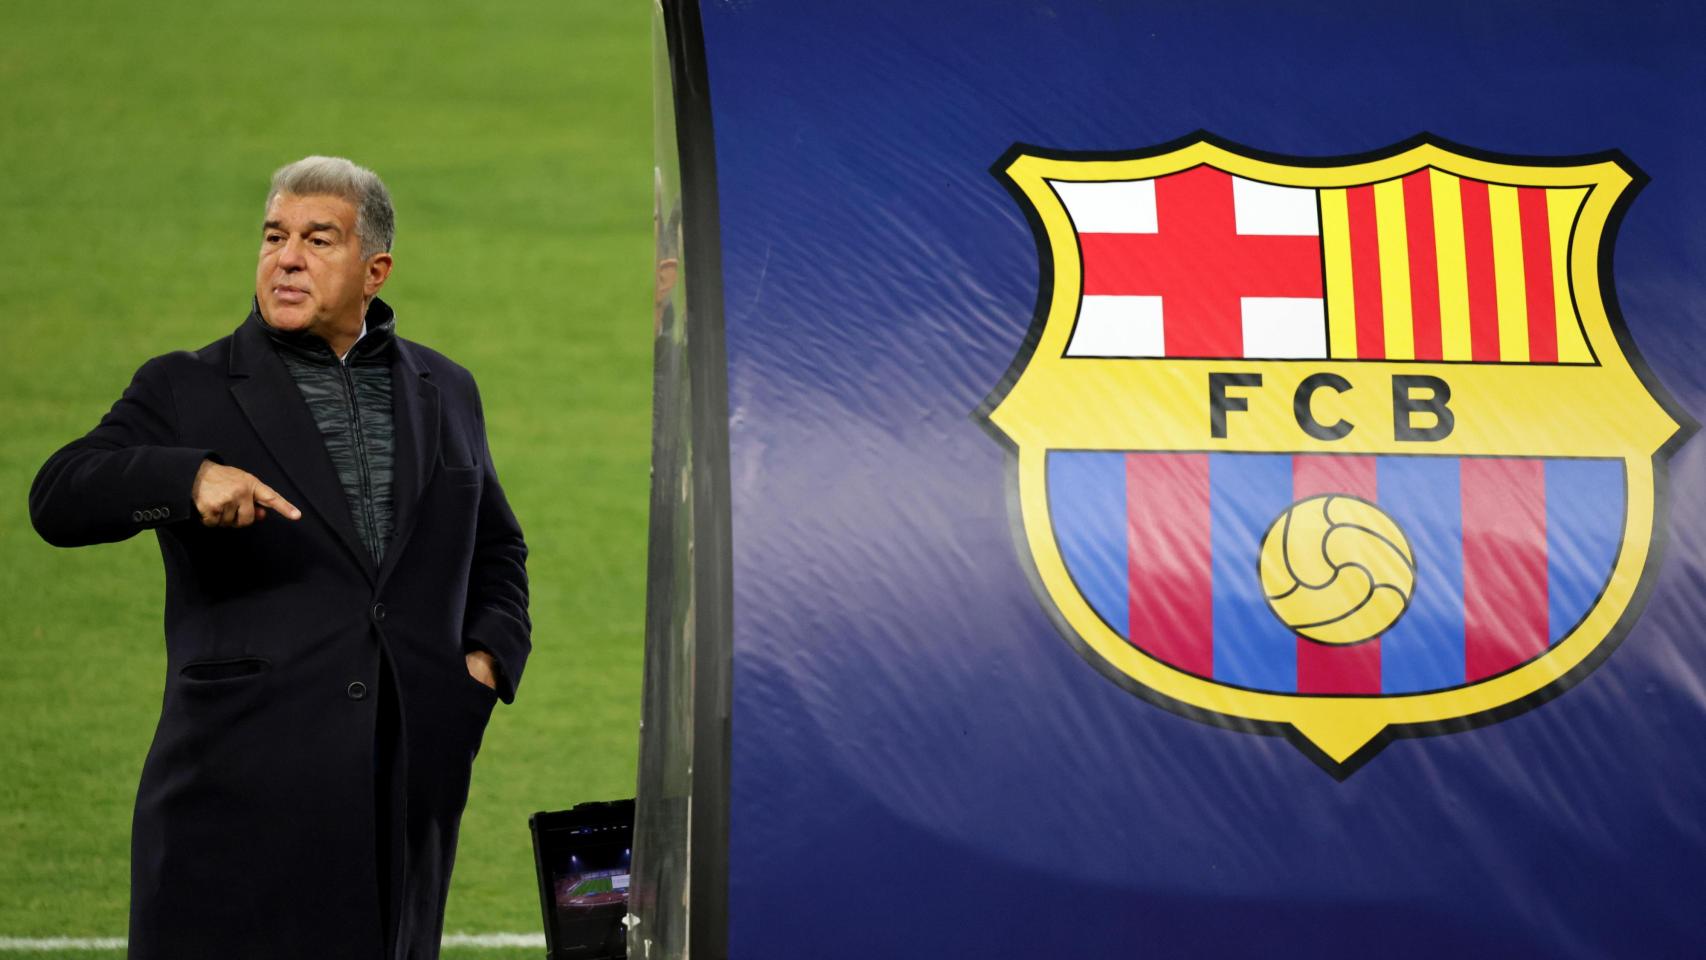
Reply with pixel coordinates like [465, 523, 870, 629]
[29, 156, 529, 959]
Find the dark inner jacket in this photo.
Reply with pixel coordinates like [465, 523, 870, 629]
[260, 301, 397, 566]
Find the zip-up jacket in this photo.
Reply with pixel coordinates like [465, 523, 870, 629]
[261, 298, 397, 566]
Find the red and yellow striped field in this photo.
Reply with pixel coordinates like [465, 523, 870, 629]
[1320, 171, 1592, 364]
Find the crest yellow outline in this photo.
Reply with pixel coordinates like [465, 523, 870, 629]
[980, 134, 1690, 775]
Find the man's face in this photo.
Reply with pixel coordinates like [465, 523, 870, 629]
[255, 193, 390, 338]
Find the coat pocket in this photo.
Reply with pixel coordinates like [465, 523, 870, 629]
[179, 656, 270, 683]
[458, 663, 501, 704]
[439, 463, 482, 488]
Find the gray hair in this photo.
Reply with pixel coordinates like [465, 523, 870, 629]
[266, 156, 395, 259]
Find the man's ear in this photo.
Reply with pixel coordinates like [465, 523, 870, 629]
[365, 252, 394, 296]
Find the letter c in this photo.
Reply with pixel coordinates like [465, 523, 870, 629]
[1294, 372, 1354, 440]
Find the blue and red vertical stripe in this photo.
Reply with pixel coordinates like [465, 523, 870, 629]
[1047, 451, 1623, 695]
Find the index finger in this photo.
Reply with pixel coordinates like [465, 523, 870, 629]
[252, 483, 303, 521]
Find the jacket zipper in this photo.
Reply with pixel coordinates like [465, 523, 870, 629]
[340, 362, 381, 564]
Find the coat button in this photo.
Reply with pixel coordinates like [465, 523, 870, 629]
[347, 681, 368, 700]
[370, 602, 386, 623]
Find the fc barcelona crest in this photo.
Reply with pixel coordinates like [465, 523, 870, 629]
[980, 134, 1691, 775]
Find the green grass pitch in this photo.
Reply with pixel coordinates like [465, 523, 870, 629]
[0, 1, 655, 953]
[567, 877, 616, 898]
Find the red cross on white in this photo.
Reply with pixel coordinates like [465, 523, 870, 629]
[1056, 165, 1326, 359]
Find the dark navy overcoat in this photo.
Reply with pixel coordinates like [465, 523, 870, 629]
[29, 307, 530, 959]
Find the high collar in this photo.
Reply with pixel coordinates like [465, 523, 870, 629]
[249, 297, 398, 366]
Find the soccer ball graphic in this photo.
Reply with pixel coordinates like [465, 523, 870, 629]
[1258, 495, 1417, 645]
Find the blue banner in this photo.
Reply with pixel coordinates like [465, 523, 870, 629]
[654, 2, 1706, 954]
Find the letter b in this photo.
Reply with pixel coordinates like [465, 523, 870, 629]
[1393, 375, 1454, 442]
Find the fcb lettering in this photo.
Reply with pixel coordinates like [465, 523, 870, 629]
[982, 135, 1686, 774]
[1207, 370, 1455, 442]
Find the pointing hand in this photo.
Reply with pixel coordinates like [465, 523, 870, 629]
[191, 460, 303, 528]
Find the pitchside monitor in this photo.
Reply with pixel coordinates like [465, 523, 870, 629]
[530, 800, 634, 959]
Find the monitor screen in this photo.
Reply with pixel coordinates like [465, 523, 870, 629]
[532, 800, 634, 959]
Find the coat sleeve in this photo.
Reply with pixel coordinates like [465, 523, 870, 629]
[29, 355, 217, 548]
[460, 379, 531, 703]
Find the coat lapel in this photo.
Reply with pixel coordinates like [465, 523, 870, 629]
[378, 339, 440, 588]
[228, 313, 375, 580]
